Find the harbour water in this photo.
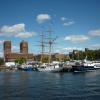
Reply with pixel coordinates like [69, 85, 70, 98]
[0, 71, 100, 100]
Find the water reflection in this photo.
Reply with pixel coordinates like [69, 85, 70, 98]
[0, 71, 100, 100]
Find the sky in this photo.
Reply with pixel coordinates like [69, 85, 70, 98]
[0, 0, 100, 57]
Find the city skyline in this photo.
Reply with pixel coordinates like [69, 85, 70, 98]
[0, 0, 100, 57]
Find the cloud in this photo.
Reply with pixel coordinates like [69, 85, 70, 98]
[12, 46, 19, 52]
[0, 52, 3, 57]
[65, 35, 89, 43]
[55, 47, 83, 54]
[0, 40, 4, 44]
[12, 46, 19, 49]
[0, 23, 36, 38]
[15, 32, 36, 38]
[61, 17, 75, 26]
[63, 47, 83, 52]
[89, 44, 100, 50]
[36, 14, 51, 24]
[61, 17, 66, 21]
[88, 29, 100, 36]
[0, 23, 25, 34]
[63, 21, 75, 26]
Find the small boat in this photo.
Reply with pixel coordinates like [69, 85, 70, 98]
[18, 64, 33, 71]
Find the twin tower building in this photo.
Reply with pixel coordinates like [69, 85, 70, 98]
[4, 40, 34, 62]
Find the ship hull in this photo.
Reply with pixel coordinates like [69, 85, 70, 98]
[72, 65, 95, 72]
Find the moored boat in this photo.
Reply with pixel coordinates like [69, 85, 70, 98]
[94, 62, 100, 69]
[37, 63, 63, 72]
[72, 60, 96, 72]
[18, 64, 33, 71]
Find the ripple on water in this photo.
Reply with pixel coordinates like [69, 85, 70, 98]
[0, 71, 100, 100]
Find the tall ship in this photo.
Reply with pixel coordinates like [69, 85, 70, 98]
[37, 28, 63, 72]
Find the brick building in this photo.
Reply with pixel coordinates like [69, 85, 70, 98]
[4, 40, 34, 62]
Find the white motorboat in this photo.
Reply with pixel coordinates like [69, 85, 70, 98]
[93, 61, 100, 69]
[72, 59, 96, 72]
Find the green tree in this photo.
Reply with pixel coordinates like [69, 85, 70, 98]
[15, 57, 26, 65]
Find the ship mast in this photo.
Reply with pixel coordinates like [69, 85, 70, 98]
[39, 27, 56, 64]
[48, 28, 52, 64]
[46, 28, 56, 64]
[40, 32, 45, 63]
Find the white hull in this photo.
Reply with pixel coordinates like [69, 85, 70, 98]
[93, 62, 100, 69]
[37, 64, 63, 72]
[38, 67, 63, 72]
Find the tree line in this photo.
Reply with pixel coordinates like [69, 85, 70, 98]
[69, 49, 100, 61]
